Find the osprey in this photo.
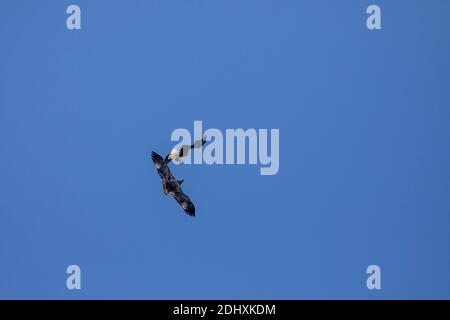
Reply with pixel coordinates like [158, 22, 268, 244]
[151, 151, 196, 216]
[165, 135, 207, 163]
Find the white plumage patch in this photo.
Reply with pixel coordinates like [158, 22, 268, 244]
[168, 149, 180, 160]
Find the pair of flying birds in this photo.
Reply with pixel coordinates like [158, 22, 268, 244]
[151, 136, 207, 217]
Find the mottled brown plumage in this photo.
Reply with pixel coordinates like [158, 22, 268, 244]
[151, 151, 195, 216]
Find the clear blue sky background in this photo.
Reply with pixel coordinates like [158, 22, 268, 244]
[1, 0, 450, 299]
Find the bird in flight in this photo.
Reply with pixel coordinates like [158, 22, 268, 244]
[151, 151, 196, 216]
[152, 151, 195, 217]
[165, 135, 207, 163]
[151, 136, 209, 217]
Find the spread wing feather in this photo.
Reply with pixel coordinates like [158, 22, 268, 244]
[151, 151, 196, 217]
[151, 151, 173, 181]
[172, 190, 195, 217]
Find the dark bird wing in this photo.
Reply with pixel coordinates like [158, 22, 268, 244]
[172, 190, 196, 217]
[151, 151, 173, 180]
[152, 151, 175, 196]
[152, 151, 196, 217]
[151, 151, 164, 169]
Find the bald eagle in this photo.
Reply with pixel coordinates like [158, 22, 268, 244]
[165, 135, 207, 163]
[151, 151, 196, 216]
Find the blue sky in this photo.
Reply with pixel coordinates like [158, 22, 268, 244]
[1, 0, 450, 299]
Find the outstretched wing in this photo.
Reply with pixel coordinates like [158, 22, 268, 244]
[152, 150, 195, 216]
[192, 135, 207, 148]
[151, 151, 164, 169]
[151, 151, 172, 180]
[172, 190, 195, 217]
[165, 135, 208, 163]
